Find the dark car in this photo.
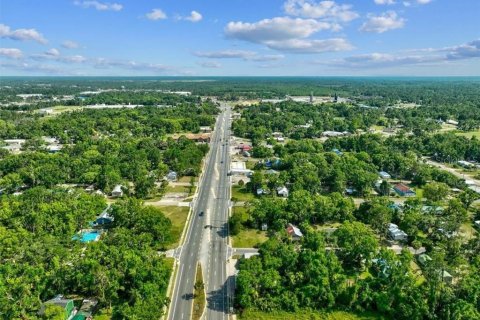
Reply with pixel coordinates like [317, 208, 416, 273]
[199, 211, 204, 217]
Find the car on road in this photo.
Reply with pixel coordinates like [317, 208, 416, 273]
[199, 211, 204, 217]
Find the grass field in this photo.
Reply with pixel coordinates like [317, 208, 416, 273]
[157, 206, 190, 249]
[232, 185, 255, 202]
[165, 185, 195, 195]
[239, 310, 386, 320]
[455, 129, 480, 139]
[232, 229, 268, 248]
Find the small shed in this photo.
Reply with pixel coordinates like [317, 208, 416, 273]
[379, 171, 391, 179]
[277, 186, 289, 198]
[111, 185, 123, 198]
[286, 223, 303, 241]
[166, 171, 178, 181]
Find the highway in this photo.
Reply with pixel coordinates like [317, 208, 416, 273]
[168, 102, 232, 320]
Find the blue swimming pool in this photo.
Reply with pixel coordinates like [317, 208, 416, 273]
[72, 230, 101, 243]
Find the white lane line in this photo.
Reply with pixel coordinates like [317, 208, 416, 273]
[170, 265, 184, 319]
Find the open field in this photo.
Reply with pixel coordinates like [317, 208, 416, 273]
[232, 229, 268, 248]
[232, 185, 255, 202]
[157, 206, 189, 248]
[455, 129, 480, 139]
[239, 310, 386, 320]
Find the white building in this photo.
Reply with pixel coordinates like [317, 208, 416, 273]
[111, 185, 123, 198]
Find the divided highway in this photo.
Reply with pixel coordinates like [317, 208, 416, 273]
[168, 103, 232, 320]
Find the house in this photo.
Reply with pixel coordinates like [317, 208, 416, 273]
[166, 171, 178, 181]
[39, 295, 76, 320]
[277, 186, 289, 198]
[199, 126, 212, 133]
[46, 145, 63, 153]
[388, 223, 408, 241]
[446, 119, 459, 126]
[442, 270, 453, 284]
[265, 169, 279, 175]
[286, 223, 303, 241]
[85, 185, 95, 193]
[379, 171, 391, 179]
[393, 183, 416, 197]
[238, 144, 252, 152]
[111, 185, 123, 198]
[418, 254, 433, 266]
[458, 160, 475, 168]
[332, 148, 343, 156]
[345, 187, 357, 195]
[276, 137, 285, 142]
[261, 223, 268, 231]
[256, 188, 269, 196]
[95, 207, 114, 226]
[72, 298, 97, 320]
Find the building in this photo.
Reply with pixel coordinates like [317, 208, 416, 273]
[256, 188, 269, 196]
[446, 119, 459, 126]
[238, 144, 252, 152]
[345, 187, 357, 195]
[95, 207, 114, 226]
[379, 171, 391, 179]
[199, 126, 212, 133]
[332, 148, 343, 156]
[388, 223, 408, 241]
[166, 171, 178, 181]
[40, 295, 76, 320]
[72, 298, 97, 320]
[286, 223, 303, 241]
[261, 223, 268, 231]
[418, 254, 433, 266]
[393, 183, 416, 197]
[458, 160, 475, 168]
[277, 186, 289, 198]
[171, 133, 211, 143]
[243, 252, 260, 259]
[111, 185, 123, 198]
[322, 131, 349, 138]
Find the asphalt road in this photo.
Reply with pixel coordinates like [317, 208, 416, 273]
[168, 103, 232, 320]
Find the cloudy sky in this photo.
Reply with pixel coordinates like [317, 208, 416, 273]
[0, 0, 479, 76]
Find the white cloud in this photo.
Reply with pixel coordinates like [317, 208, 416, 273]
[62, 40, 80, 49]
[225, 17, 338, 43]
[0, 48, 23, 59]
[194, 50, 256, 59]
[146, 9, 167, 21]
[332, 39, 480, 69]
[403, 0, 432, 6]
[198, 61, 222, 68]
[45, 48, 60, 57]
[194, 50, 286, 61]
[360, 11, 405, 33]
[266, 38, 353, 53]
[284, 0, 359, 22]
[74, 1, 123, 11]
[0, 24, 47, 44]
[374, 0, 396, 4]
[185, 11, 203, 23]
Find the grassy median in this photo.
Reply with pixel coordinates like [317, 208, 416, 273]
[192, 263, 206, 320]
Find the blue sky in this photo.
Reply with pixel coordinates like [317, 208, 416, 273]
[0, 0, 479, 76]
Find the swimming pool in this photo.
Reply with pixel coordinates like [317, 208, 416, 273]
[72, 230, 101, 243]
